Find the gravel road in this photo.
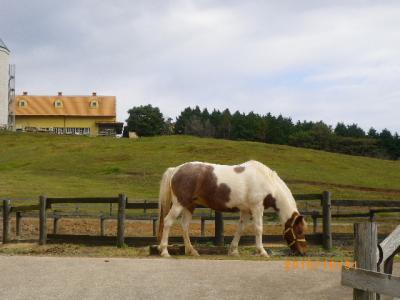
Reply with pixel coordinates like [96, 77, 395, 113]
[0, 255, 379, 299]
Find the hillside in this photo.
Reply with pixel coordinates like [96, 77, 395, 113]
[1, 132, 400, 200]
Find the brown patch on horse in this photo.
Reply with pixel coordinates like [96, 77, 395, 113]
[263, 194, 279, 211]
[171, 163, 236, 213]
[233, 166, 245, 173]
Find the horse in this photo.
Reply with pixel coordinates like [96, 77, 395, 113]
[157, 160, 307, 257]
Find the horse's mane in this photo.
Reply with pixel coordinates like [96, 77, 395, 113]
[245, 160, 277, 180]
[246, 160, 299, 219]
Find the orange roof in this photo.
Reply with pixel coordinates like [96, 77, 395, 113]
[14, 95, 116, 117]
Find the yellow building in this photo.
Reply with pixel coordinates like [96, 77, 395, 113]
[14, 92, 123, 136]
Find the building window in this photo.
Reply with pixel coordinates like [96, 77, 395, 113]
[89, 100, 98, 108]
[54, 128, 64, 135]
[19, 100, 28, 107]
[50, 127, 90, 135]
[54, 99, 63, 108]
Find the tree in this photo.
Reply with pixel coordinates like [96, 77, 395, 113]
[125, 105, 165, 136]
[175, 107, 193, 134]
[162, 117, 175, 135]
[264, 114, 294, 144]
[220, 109, 232, 139]
[368, 127, 378, 138]
[334, 123, 347, 136]
[346, 123, 365, 138]
[334, 122, 365, 138]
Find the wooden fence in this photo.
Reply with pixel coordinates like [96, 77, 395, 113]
[2, 192, 400, 250]
[341, 223, 400, 299]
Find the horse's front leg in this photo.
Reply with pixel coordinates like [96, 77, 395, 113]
[181, 209, 199, 256]
[229, 210, 250, 256]
[251, 205, 269, 257]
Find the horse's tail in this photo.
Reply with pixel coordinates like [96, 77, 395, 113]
[157, 167, 175, 242]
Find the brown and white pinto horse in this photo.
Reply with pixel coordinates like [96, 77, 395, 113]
[157, 160, 307, 257]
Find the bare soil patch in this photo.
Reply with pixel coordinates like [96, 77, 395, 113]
[1, 217, 398, 242]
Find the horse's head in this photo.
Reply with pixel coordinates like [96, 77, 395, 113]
[283, 212, 307, 256]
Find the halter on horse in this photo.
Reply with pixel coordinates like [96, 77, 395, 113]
[157, 160, 307, 257]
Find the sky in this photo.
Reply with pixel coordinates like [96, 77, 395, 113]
[1, 0, 400, 132]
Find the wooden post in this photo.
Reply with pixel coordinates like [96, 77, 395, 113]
[322, 191, 332, 250]
[152, 218, 157, 237]
[369, 211, 375, 222]
[2, 199, 11, 244]
[16, 211, 22, 236]
[117, 194, 126, 247]
[100, 215, 105, 236]
[15, 211, 21, 236]
[201, 218, 205, 237]
[214, 211, 224, 246]
[39, 196, 47, 245]
[354, 222, 377, 300]
[53, 215, 60, 234]
[312, 215, 317, 233]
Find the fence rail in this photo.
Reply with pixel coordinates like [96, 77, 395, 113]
[341, 223, 400, 299]
[2, 192, 400, 250]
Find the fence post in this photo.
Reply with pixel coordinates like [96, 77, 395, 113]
[16, 211, 21, 237]
[39, 195, 47, 245]
[100, 215, 105, 236]
[201, 218, 205, 237]
[53, 215, 60, 234]
[214, 211, 224, 246]
[152, 218, 157, 237]
[312, 215, 317, 233]
[322, 191, 332, 250]
[117, 194, 126, 247]
[353, 222, 377, 300]
[2, 199, 11, 243]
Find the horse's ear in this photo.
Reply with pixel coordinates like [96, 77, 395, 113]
[294, 215, 303, 225]
[294, 215, 307, 230]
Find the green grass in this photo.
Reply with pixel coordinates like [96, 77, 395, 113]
[0, 243, 353, 261]
[1, 131, 400, 201]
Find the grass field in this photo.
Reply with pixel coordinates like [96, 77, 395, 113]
[1, 131, 400, 201]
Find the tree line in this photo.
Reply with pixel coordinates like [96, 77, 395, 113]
[124, 105, 400, 160]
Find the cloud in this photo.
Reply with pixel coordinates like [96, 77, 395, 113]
[1, 0, 399, 131]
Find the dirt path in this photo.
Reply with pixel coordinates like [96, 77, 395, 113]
[0, 255, 367, 299]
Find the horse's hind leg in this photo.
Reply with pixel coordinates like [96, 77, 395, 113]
[229, 210, 250, 256]
[159, 201, 183, 257]
[181, 209, 199, 256]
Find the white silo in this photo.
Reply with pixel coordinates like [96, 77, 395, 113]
[0, 38, 10, 128]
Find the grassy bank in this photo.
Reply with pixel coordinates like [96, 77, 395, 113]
[1, 131, 400, 200]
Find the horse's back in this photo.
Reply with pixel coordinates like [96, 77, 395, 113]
[169, 161, 270, 211]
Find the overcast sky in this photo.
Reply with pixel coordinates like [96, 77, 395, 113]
[1, 0, 400, 132]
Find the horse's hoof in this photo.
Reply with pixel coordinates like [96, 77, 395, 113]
[186, 248, 200, 256]
[160, 250, 171, 258]
[229, 251, 240, 257]
[228, 248, 240, 256]
[255, 249, 270, 257]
